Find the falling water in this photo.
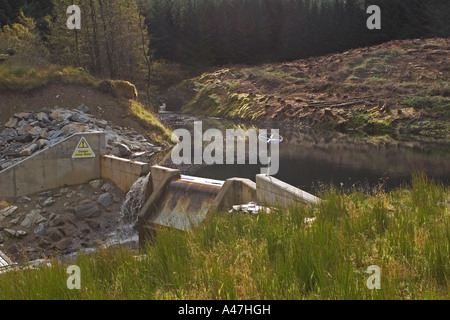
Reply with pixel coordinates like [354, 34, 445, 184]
[114, 173, 151, 243]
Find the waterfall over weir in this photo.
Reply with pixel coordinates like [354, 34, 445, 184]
[120, 174, 150, 225]
[115, 172, 224, 246]
[114, 173, 151, 244]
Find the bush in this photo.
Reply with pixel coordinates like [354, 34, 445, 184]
[0, 12, 48, 67]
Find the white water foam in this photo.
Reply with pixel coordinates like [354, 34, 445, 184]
[114, 173, 151, 242]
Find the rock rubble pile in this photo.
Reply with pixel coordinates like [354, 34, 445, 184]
[0, 104, 162, 171]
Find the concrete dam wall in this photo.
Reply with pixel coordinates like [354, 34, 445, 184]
[0, 133, 321, 252]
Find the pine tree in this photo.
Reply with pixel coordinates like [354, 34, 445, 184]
[48, 0, 149, 83]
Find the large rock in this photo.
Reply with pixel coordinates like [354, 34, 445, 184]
[0, 128, 18, 142]
[101, 183, 115, 193]
[3, 143, 22, 157]
[36, 112, 49, 123]
[58, 225, 76, 237]
[55, 238, 73, 252]
[42, 197, 56, 208]
[20, 143, 38, 157]
[17, 123, 34, 136]
[47, 229, 62, 242]
[34, 222, 48, 236]
[15, 112, 31, 119]
[89, 179, 103, 189]
[5, 118, 19, 128]
[37, 139, 49, 150]
[70, 113, 91, 124]
[98, 193, 112, 208]
[3, 229, 26, 239]
[50, 109, 72, 122]
[15, 230, 27, 238]
[47, 130, 63, 141]
[1, 206, 18, 217]
[13, 134, 33, 143]
[17, 196, 31, 204]
[117, 143, 132, 157]
[21, 209, 46, 228]
[75, 200, 100, 219]
[4, 229, 16, 237]
[77, 104, 90, 114]
[38, 191, 53, 198]
[61, 123, 89, 136]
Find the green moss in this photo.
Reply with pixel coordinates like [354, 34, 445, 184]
[403, 96, 450, 118]
[128, 101, 173, 144]
[347, 113, 392, 135]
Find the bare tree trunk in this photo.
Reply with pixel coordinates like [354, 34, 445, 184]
[98, 0, 115, 78]
[88, 0, 102, 75]
[137, 0, 153, 108]
[74, 28, 80, 66]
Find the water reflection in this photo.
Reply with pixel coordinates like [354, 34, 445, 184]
[160, 112, 450, 193]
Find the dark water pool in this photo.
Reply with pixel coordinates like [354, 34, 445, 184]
[160, 112, 450, 194]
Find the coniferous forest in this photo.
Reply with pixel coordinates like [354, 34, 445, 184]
[1, 0, 449, 68]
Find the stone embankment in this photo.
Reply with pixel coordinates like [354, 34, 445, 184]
[0, 104, 162, 171]
[0, 104, 161, 263]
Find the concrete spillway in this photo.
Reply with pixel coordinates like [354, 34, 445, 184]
[152, 176, 224, 231]
[137, 166, 320, 248]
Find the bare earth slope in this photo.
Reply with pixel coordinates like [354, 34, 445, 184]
[177, 38, 449, 141]
[1, 83, 153, 139]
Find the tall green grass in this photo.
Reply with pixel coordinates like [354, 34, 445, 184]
[0, 174, 448, 299]
[0, 64, 99, 92]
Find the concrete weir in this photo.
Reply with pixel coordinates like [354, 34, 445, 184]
[137, 166, 321, 248]
[0, 132, 321, 252]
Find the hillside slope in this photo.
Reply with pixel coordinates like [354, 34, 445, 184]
[172, 38, 449, 140]
[0, 70, 172, 147]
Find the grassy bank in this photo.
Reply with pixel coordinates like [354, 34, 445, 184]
[176, 39, 450, 140]
[0, 64, 100, 92]
[128, 100, 173, 145]
[0, 174, 448, 299]
[0, 63, 173, 146]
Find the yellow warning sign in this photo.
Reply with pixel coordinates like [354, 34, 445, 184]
[72, 137, 96, 159]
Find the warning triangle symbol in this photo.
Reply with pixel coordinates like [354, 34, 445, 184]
[72, 137, 96, 159]
[78, 139, 89, 149]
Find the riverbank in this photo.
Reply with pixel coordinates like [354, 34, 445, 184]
[164, 38, 449, 141]
[159, 111, 450, 193]
[0, 173, 448, 299]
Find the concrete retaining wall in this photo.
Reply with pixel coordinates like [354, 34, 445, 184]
[256, 174, 321, 207]
[0, 132, 105, 199]
[214, 178, 256, 212]
[101, 155, 150, 193]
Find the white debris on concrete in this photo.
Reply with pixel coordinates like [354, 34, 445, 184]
[229, 201, 271, 215]
[0, 249, 16, 274]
